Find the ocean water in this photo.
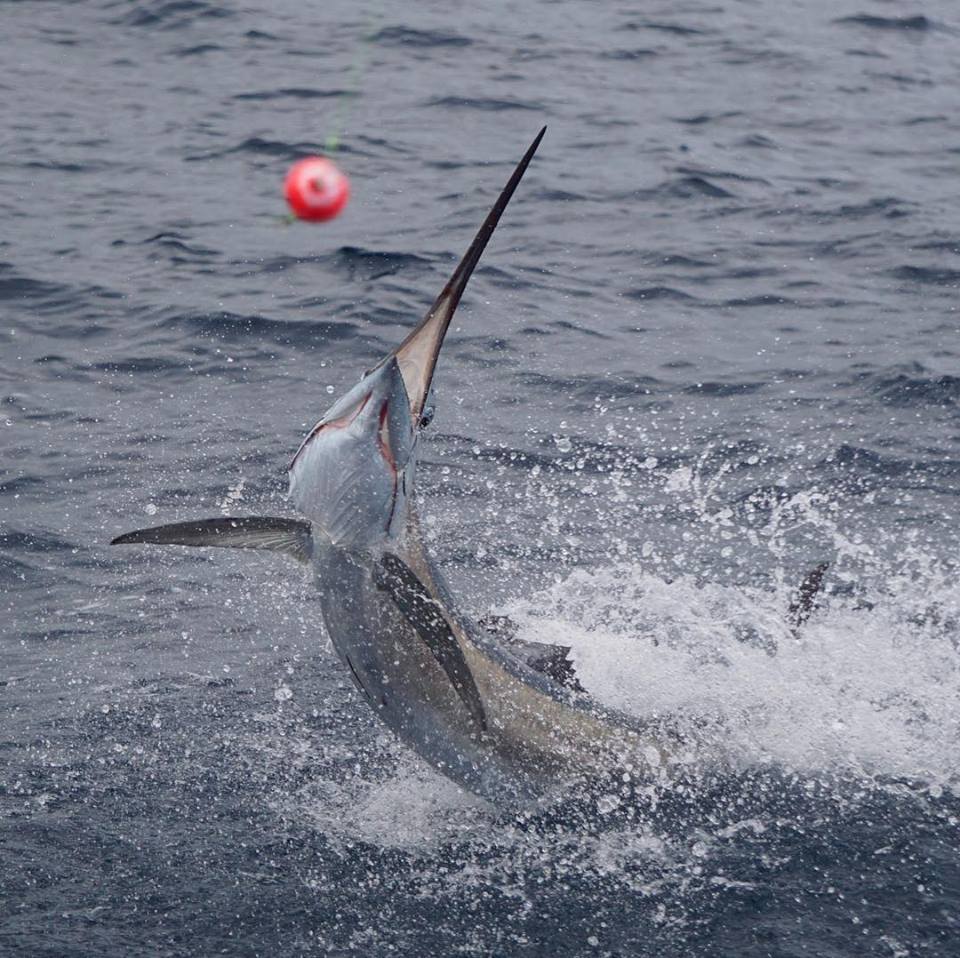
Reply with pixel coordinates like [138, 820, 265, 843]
[2, 1, 959, 955]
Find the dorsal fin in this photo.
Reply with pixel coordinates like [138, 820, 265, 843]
[111, 516, 313, 563]
[479, 614, 583, 692]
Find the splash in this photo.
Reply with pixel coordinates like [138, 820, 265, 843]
[275, 748, 491, 853]
[502, 559, 960, 795]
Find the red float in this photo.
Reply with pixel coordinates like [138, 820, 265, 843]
[283, 156, 350, 222]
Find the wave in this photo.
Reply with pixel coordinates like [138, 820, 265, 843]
[873, 371, 960, 407]
[624, 20, 710, 37]
[889, 265, 960, 286]
[601, 48, 659, 61]
[682, 381, 765, 396]
[624, 286, 698, 302]
[0, 272, 67, 303]
[157, 309, 361, 346]
[140, 231, 218, 261]
[373, 26, 472, 48]
[835, 15, 941, 33]
[111, 0, 232, 29]
[185, 136, 349, 162]
[232, 88, 350, 101]
[672, 111, 742, 126]
[655, 176, 735, 200]
[425, 96, 543, 113]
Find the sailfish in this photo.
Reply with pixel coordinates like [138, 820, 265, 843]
[113, 129, 698, 803]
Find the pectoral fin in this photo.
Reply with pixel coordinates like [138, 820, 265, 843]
[374, 553, 487, 733]
[111, 516, 313, 563]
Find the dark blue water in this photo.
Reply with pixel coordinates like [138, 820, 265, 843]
[2, 1, 959, 955]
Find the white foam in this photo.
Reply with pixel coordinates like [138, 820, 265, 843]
[272, 744, 491, 852]
[502, 559, 960, 794]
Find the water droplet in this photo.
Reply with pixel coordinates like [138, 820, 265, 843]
[596, 794, 620, 815]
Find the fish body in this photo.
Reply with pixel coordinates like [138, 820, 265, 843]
[114, 129, 693, 803]
[312, 518, 682, 801]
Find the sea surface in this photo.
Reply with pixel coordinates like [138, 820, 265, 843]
[2, 1, 959, 955]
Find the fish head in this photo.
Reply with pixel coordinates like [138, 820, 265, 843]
[287, 127, 546, 553]
[288, 357, 418, 550]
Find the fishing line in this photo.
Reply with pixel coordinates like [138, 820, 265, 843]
[322, 9, 383, 156]
[282, 9, 384, 222]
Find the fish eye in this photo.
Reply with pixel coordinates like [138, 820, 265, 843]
[420, 404, 435, 429]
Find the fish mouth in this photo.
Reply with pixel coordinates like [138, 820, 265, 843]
[379, 127, 546, 425]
